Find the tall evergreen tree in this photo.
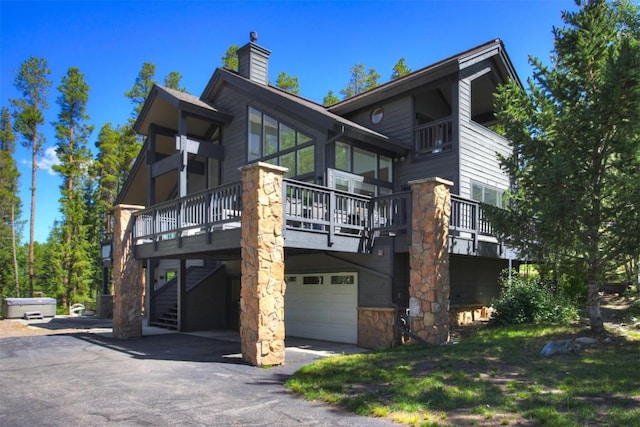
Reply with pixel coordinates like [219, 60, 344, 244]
[52, 67, 94, 307]
[10, 56, 52, 297]
[93, 123, 121, 233]
[275, 71, 300, 94]
[125, 62, 156, 119]
[340, 64, 380, 99]
[391, 58, 412, 79]
[163, 71, 187, 92]
[489, 0, 640, 332]
[0, 107, 21, 297]
[322, 90, 340, 107]
[221, 44, 239, 71]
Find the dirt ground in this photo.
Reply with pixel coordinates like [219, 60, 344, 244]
[0, 314, 112, 337]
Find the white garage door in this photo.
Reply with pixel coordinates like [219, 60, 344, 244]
[284, 272, 358, 344]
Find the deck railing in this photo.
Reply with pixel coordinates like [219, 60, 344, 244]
[283, 179, 371, 245]
[414, 117, 453, 155]
[132, 179, 495, 250]
[449, 195, 495, 250]
[132, 182, 242, 243]
[370, 191, 411, 236]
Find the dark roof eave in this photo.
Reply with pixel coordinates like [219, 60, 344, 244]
[329, 39, 515, 115]
[134, 84, 233, 136]
[343, 127, 409, 156]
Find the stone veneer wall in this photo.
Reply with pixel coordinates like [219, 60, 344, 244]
[357, 307, 396, 349]
[112, 204, 145, 339]
[240, 163, 287, 367]
[408, 178, 452, 344]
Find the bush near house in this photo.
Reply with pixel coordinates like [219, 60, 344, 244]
[490, 271, 579, 325]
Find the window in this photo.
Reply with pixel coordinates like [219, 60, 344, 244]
[247, 107, 315, 177]
[333, 141, 393, 184]
[335, 141, 351, 171]
[330, 274, 355, 285]
[471, 182, 504, 208]
[353, 147, 377, 178]
[303, 275, 324, 285]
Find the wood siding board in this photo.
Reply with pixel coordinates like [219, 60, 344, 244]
[458, 121, 511, 199]
[450, 255, 508, 306]
[396, 153, 458, 192]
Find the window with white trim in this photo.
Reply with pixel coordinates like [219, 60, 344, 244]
[471, 182, 504, 208]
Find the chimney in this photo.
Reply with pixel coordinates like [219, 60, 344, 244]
[237, 31, 271, 86]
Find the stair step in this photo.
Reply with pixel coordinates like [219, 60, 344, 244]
[149, 321, 178, 330]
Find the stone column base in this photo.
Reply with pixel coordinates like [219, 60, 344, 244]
[358, 307, 395, 349]
[96, 294, 113, 319]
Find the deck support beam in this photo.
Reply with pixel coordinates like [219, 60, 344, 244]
[239, 162, 287, 367]
[408, 177, 452, 344]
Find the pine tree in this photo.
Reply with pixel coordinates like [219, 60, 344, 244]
[340, 64, 380, 99]
[163, 71, 187, 92]
[322, 90, 340, 107]
[275, 72, 300, 94]
[391, 58, 411, 80]
[221, 44, 239, 71]
[10, 56, 52, 297]
[489, 0, 640, 332]
[52, 67, 94, 307]
[0, 107, 22, 297]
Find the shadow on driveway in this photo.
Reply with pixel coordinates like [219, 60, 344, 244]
[71, 332, 247, 364]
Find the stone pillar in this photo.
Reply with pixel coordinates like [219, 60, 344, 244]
[357, 307, 396, 349]
[240, 162, 287, 367]
[408, 177, 452, 344]
[112, 204, 145, 339]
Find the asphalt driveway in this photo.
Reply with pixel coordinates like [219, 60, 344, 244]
[0, 319, 396, 426]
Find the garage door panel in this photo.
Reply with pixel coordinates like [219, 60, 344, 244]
[285, 272, 357, 344]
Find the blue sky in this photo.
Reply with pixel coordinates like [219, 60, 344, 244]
[1, 0, 575, 243]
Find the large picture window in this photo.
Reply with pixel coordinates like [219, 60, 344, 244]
[334, 140, 392, 185]
[248, 107, 315, 177]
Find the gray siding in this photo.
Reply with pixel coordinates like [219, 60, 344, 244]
[346, 96, 414, 145]
[185, 266, 228, 331]
[212, 85, 328, 184]
[396, 153, 458, 193]
[285, 239, 394, 307]
[450, 255, 509, 306]
[457, 78, 511, 199]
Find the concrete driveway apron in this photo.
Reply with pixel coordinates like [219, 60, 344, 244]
[0, 323, 397, 426]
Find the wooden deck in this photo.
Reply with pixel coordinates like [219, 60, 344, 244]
[130, 179, 501, 259]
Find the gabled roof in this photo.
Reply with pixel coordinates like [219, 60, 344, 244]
[201, 68, 410, 155]
[133, 84, 232, 136]
[329, 39, 521, 115]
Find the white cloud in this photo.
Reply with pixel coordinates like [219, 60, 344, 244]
[37, 147, 60, 175]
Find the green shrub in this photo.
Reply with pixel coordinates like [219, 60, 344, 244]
[490, 271, 579, 325]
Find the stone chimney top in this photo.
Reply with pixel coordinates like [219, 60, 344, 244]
[237, 32, 271, 86]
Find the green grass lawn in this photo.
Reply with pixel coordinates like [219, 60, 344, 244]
[286, 322, 640, 426]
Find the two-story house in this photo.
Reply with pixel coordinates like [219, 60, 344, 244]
[108, 34, 521, 365]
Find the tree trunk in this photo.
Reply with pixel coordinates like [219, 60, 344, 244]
[11, 204, 20, 297]
[28, 136, 37, 297]
[587, 263, 605, 333]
